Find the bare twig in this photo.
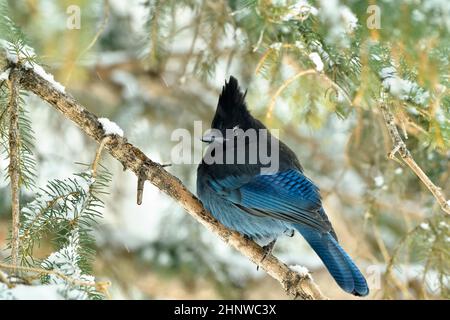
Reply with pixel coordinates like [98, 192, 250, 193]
[265, 66, 352, 120]
[266, 69, 316, 119]
[137, 168, 146, 205]
[379, 98, 450, 215]
[255, 44, 303, 76]
[179, 0, 205, 80]
[7, 68, 20, 272]
[91, 136, 110, 178]
[14, 66, 327, 300]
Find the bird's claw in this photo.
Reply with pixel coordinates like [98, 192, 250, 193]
[256, 239, 276, 271]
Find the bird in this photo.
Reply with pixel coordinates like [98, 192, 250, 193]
[196, 76, 369, 296]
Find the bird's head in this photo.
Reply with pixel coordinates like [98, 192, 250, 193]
[202, 76, 263, 144]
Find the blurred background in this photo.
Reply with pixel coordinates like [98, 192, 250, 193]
[0, 0, 448, 299]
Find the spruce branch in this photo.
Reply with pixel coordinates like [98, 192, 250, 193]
[13, 65, 327, 300]
[7, 67, 20, 271]
[379, 97, 450, 215]
[11, 167, 111, 298]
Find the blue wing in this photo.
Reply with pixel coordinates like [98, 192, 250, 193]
[207, 169, 334, 235]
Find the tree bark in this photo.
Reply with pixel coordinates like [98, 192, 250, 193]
[7, 68, 20, 272]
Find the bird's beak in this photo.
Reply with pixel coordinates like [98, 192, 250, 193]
[201, 129, 229, 144]
[200, 132, 215, 143]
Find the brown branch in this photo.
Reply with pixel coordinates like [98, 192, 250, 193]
[91, 136, 110, 178]
[0, 270, 12, 288]
[379, 98, 449, 215]
[266, 69, 316, 119]
[137, 168, 146, 205]
[7, 68, 20, 272]
[0, 262, 111, 297]
[13, 66, 327, 299]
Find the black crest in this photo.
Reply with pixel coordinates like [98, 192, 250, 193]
[212, 76, 250, 129]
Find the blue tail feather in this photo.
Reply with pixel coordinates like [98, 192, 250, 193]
[294, 224, 369, 296]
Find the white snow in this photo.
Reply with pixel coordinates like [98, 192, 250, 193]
[289, 265, 310, 277]
[97, 51, 132, 66]
[374, 175, 384, 187]
[435, 107, 448, 125]
[269, 42, 283, 51]
[423, 0, 450, 31]
[379, 66, 396, 79]
[281, 1, 318, 21]
[387, 78, 415, 99]
[41, 229, 95, 299]
[21, 192, 56, 218]
[2, 281, 90, 300]
[0, 39, 66, 93]
[412, 9, 426, 22]
[340, 6, 358, 31]
[19, 171, 95, 223]
[439, 221, 448, 229]
[371, 54, 382, 61]
[98, 117, 124, 137]
[1, 237, 94, 300]
[65, 173, 95, 220]
[310, 42, 334, 68]
[110, 70, 141, 100]
[308, 52, 324, 72]
[420, 222, 431, 231]
[379, 66, 430, 105]
[32, 63, 66, 93]
[318, 0, 359, 47]
[0, 68, 10, 81]
[7, 284, 65, 300]
[372, 263, 449, 295]
[407, 106, 420, 115]
[294, 41, 304, 49]
[44, 230, 81, 279]
[0, 283, 15, 300]
[109, 0, 149, 33]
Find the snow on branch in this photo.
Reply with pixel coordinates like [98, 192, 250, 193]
[98, 117, 124, 137]
[0, 39, 66, 93]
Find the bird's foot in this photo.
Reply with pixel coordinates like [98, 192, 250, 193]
[284, 229, 295, 237]
[243, 234, 252, 241]
[256, 239, 276, 271]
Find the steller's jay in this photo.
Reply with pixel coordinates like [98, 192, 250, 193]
[197, 76, 369, 296]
